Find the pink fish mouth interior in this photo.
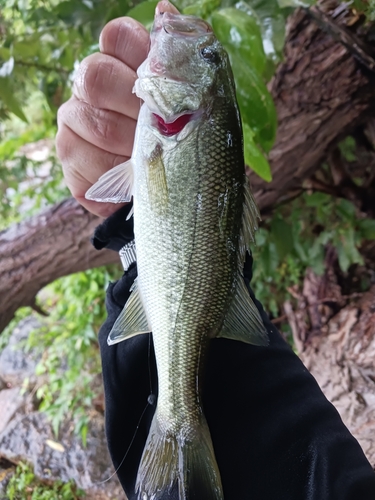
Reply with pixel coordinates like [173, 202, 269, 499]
[153, 113, 193, 136]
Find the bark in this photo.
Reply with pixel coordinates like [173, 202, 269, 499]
[1, 4, 375, 333]
[0, 198, 118, 333]
[251, 5, 375, 212]
[284, 265, 375, 467]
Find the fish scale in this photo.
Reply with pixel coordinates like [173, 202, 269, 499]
[135, 100, 243, 431]
[85, 11, 268, 500]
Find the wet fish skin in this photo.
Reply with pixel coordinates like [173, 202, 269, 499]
[86, 10, 267, 500]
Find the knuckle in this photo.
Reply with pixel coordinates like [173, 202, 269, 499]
[56, 101, 67, 128]
[92, 111, 120, 144]
[100, 17, 140, 54]
[55, 125, 75, 165]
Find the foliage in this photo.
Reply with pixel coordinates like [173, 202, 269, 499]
[252, 192, 375, 317]
[25, 265, 121, 441]
[0, 0, 299, 187]
[0, 121, 68, 229]
[6, 462, 85, 500]
[369, 0, 375, 20]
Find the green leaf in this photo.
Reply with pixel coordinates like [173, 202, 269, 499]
[183, 0, 221, 17]
[55, 0, 91, 24]
[231, 54, 277, 152]
[308, 241, 325, 275]
[0, 47, 11, 60]
[270, 217, 294, 260]
[0, 77, 28, 122]
[13, 39, 43, 59]
[211, 8, 267, 76]
[236, 0, 286, 64]
[243, 122, 272, 181]
[358, 219, 375, 240]
[293, 239, 308, 264]
[261, 241, 279, 276]
[338, 136, 356, 162]
[368, 0, 375, 20]
[127, 0, 159, 28]
[336, 227, 364, 272]
[336, 242, 350, 272]
[305, 191, 330, 208]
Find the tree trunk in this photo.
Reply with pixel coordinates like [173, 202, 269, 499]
[0, 198, 118, 333]
[1, 5, 375, 333]
[251, 5, 375, 212]
[284, 264, 375, 467]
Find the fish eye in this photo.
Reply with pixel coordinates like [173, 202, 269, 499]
[200, 46, 220, 64]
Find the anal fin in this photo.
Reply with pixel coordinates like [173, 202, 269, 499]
[107, 278, 151, 345]
[218, 276, 268, 346]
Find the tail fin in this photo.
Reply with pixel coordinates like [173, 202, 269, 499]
[136, 413, 223, 500]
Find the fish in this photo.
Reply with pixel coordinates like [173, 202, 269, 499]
[86, 9, 268, 500]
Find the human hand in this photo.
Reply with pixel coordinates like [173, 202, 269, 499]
[56, 15, 148, 218]
[56, 1, 179, 218]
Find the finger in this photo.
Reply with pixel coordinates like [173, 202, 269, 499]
[99, 17, 149, 70]
[73, 52, 141, 120]
[58, 96, 137, 157]
[56, 123, 127, 218]
[78, 196, 127, 219]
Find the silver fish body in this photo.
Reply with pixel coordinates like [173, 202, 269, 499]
[86, 11, 267, 500]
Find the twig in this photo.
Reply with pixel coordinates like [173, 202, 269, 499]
[15, 59, 69, 75]
[271, 314, 288, 324]
[29, 297, 49, 317]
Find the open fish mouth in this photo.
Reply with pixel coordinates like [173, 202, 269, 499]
[154, 12, 213, 38]
[152, 107, 204, 136]
[134, 12, 218, 123]
[152, 112, 193, 136]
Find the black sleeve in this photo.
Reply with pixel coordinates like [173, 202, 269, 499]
[95, 204, 375, 500]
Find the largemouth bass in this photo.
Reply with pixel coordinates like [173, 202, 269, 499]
[86, 9, 268, 500]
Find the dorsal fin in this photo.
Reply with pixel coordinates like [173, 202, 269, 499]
[238, 179, 261, 266]
[217, 275, 268, 346]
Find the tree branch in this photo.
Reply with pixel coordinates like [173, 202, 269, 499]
[0, 198, 119, 333]
[251, 6, 375, 213]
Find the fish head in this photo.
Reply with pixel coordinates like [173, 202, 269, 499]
[134, 12, 233, 133]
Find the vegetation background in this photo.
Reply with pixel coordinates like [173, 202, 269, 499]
[0, 0, 375, 495]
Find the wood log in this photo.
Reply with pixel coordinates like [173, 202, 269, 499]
[0, 198, 118, 333]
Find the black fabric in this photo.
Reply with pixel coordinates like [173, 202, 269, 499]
[95, 206, 375, 500]
[92, 204, 134, 251]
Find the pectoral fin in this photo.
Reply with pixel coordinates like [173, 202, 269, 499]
[218, 277, 268, 346]
[85, 159, 134, 203]
[147, 143, 168, 213]
[107, 278, 151, 345]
